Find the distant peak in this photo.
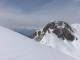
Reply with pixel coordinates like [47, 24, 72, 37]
[32, 21, 77, 42]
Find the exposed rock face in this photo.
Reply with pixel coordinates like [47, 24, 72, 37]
[62, 28, 75, 41]
[32, 21, 77, 41]
[32, 30, 44, 41]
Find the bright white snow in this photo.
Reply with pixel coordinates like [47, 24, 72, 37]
[40, 24, 80, 60]
[0, 26, 76, 60]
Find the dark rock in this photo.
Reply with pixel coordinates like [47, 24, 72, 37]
[32, 31, 37, 38]
[62, 28, 75, 41]
[33, 21, 76, 41]
[38, 31, 41, 36]
[42, 22, 56, 34]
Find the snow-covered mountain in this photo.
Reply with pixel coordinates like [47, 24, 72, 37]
[0, 26, 76, 60]
[33, 21, 77, 41]
[33, 21, 80, 60]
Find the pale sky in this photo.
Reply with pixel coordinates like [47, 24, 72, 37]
[0, 0, 80, 29]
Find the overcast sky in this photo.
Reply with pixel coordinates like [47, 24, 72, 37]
[0, 0, 80, 29]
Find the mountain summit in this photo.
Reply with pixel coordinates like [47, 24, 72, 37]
[32, 21, 77, 42]
[32, 21, 80, 60]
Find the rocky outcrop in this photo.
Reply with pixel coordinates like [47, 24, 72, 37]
[32, 21, 77, 41]
[32, 30, 44, 41]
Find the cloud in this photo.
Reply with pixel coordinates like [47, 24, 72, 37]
[0, 0, 80, 29]
[0, 0, 53, 12]
[0, 7, 51, 28]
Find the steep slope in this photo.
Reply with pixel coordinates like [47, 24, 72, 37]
[0, 26, 76, 60]
[39, 23, 80, 60]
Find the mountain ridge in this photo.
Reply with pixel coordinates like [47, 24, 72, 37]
[33, 21, 77, 41]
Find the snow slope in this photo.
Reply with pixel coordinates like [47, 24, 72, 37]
[40, 24, 80, 60]
[0, 26, 76, 60]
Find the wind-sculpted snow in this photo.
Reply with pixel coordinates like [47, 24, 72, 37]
[40, 23, 80, 60]
[0, 26, 76, 60]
